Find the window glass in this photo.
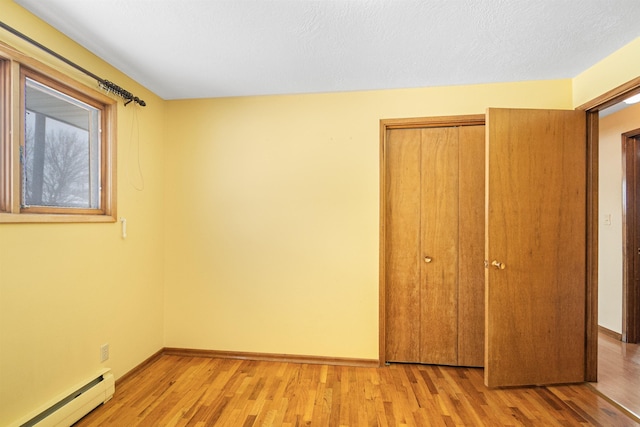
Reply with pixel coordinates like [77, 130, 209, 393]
[23, 78, 101, 209]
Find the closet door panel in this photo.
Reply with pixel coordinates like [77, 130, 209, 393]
[385, 129, 422, 362]
[419, 127, 459, 365]
[457, 125, 486, 367]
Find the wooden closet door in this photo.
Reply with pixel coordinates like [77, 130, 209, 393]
[458, 125, 485, 367]
[420, 127, 459, 365]
[385, 128, 422, 362]
[385, 124, 484, 366]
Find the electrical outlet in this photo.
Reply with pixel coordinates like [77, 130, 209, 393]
[100, 343, 109, 362]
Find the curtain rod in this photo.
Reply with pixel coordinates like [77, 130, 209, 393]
[0, 20, 146, 107]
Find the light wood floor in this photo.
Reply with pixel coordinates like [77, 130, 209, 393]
[589, 332, 640, 420]
[74, 354, 639, 426]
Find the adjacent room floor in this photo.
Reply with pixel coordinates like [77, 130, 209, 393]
[590, 332, 640, 420]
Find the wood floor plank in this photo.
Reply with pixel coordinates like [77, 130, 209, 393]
[74, 355, 638, 426]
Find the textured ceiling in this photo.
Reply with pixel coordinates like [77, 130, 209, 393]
[13, 0, 640, 100]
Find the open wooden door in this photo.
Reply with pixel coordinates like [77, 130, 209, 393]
[485, 108, 586, 387]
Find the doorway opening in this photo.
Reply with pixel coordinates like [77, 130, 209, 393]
[579, 76, 640, 381]
[582, 78, 640, 419]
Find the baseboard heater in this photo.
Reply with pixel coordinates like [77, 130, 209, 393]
[11, 369, 115, 427]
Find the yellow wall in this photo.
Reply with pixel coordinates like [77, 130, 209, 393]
[3, 1, 640, 425]
[573, 37, 640, 107]
[0, 2, 165, 425]
[163, 81, 572, 359]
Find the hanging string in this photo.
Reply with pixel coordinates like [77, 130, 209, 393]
[0, 20, 146, 107]
[128, 104, 145, 191]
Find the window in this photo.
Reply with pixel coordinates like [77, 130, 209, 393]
[23, 76, 102, 211]
[0, 49, 116, 223]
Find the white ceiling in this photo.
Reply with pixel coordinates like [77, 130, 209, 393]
[14, 0, 640, 100]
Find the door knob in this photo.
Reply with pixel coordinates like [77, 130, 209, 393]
[491, 260, 506, 270]
[424, 256, 433, 263]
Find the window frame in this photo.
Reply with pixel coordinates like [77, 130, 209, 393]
[0, 45, 117, 223]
